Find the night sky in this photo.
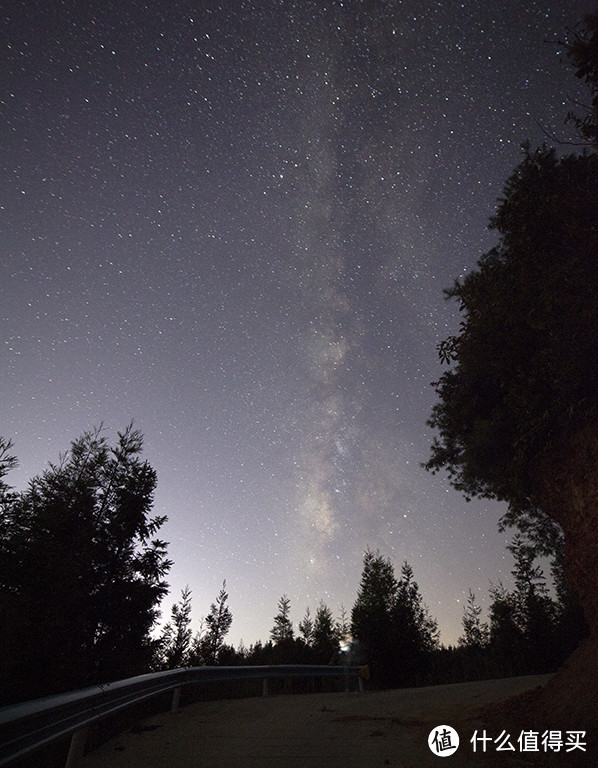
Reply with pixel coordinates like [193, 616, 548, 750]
[2, 0, 593, 648]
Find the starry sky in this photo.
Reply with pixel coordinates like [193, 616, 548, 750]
[2, 0, 594, 648]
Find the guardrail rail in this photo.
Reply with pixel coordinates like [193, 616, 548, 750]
[0, 664, 363, 768]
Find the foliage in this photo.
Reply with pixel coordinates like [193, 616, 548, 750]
[298, 606, 314, 645]
[311, 601, 339, 663]
[352, 549, 398, 630]
[458, 590, 489, 650]
[0, 425, 171, 704]
[487, 582, 527, 676]
[484, 537, 582, 676]
[391, 562, 439, 686]
[425, 145, 598, 523]
[335, 605, 351, 649]
[270, 594, 294, 644]
[351, 549, 397, 684]
[193, 581, 233, 665]
[351, 549, 438, 687]
[497, 507, 588, 654]
[396, 561, 440, 655]
[428, 530, 589, 686]
[452, 590, 490, 682]
[566, 11, 598, 144]
[159, 585, 193, 669]
[425, 22, 598, 716]
[0, 437, 18, 505]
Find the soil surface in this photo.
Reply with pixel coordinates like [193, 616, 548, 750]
[80, 674, 592, 767]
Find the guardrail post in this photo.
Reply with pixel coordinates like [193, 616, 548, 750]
[0, 664, 365, 765]
[65, 725, 89, 768]
[171, 686, 182, 713]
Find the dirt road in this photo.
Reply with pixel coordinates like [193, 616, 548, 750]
[81, 674, 589, 767]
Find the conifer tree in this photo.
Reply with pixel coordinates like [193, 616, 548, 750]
[488, 582, 524, 677]
[270, 595, 294, 644]
[298, 606, 314, 645]
[352, 550, 438, 686]
[509, 538, 559, 673]
[335, 605, 351, 649]
[0, 425, 171, 703]
[458, 590, 489, 650]
[392, 562, 439, 685]
[312, 601, 339, 663]
[159, 585, 193, 669]
[195, 581, 233, 665]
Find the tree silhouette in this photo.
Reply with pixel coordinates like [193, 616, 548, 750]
[459, 590, 489, 651]
[392, 562, 439, 685]
[351, 549, 397, 684]
[312, 601, 339, 663]
[425, 138, 598, 723]
[487, 582, 524, 677]
[159, 585, 193, 669]
[270, 594, 294, 644]
[194, 581, 233, 665]
[335, 605, 351, 649]
[298, 606, 314, 645]
[352, 550, 438, 687]
[0, 437, 17, 506]
[0, 425, 171, 703]
[566, 11, 598, 143]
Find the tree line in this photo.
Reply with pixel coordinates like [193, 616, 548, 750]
[2, 6, 597, 713]
[0, 424, 586, 704]
[157, 544, 583, 689]
[424, 7, 598, 727]
[0, 426, 171, 704]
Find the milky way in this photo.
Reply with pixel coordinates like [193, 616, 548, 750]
[1, 0, 593, 646]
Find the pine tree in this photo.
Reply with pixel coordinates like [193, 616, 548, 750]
[509, 538, 559, 673]
[312, 601, 339, 663]
[459, 590, 489, 650]
[335, 605, 351, 650]
[270, 595, 294, 644]
[159, 586, 193, 669]
[195, 581, 233, 665]
[298, 606, 314, 645]
[392, 562, 439, 685]
[488, 582, 524, 677]
[351, 550, 438, 687]
[456, 589, 490, 681]
[0, 437, 17, 507]
[352, 549, 398, 684]
[0, 425, 171, 703]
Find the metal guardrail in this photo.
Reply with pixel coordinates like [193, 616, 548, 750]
[0, 664, 363, 767]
